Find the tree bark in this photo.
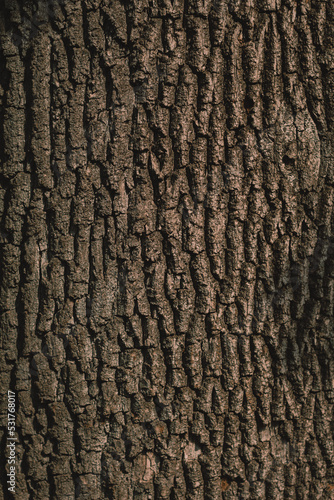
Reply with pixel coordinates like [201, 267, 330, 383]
[1, 0, 334, 498]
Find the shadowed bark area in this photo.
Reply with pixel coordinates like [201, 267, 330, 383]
[1, 0, 334, 498]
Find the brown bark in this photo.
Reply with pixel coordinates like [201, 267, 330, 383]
[1, 0, 334, 498]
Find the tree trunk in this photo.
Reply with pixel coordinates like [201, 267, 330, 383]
[1, 0, 334, 498]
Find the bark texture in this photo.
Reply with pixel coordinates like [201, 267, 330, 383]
[1, 0, 334, 498]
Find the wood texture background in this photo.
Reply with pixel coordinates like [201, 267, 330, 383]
[1, 0, 334, 498]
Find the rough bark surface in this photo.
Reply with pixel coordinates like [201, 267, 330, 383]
[1, 0, 334, 498]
